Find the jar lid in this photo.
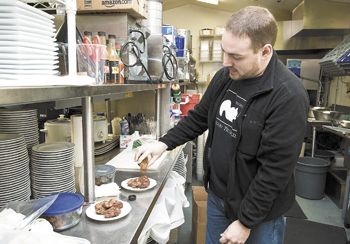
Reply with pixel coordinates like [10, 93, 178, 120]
[47, 114, 70, 124]
[95, 165, 116, 177]
[94, 115, 106, 121]
[43, 192, 84, 216]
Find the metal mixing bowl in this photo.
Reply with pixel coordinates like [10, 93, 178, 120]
[312, 110, 342, 121]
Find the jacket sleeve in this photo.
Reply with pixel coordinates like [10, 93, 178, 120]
[159, 68, 226, 150]
[237, 81, 309, 228]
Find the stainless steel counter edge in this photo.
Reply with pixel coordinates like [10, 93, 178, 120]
[62, 145, 184, 244]
[0, 83, 167, 106]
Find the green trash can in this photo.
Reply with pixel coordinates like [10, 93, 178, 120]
[295, 157, 331, 200]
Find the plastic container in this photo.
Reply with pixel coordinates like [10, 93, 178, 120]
[175, 35, 185, 57]
[42, 192, 84, 231]
[77, 44, 106, 84]
[295, 157, 331, 200]
[95, 165, 117, 186]
[180, 93, 201, 116]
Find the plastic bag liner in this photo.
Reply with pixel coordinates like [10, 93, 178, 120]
[1, 194, 58, 230]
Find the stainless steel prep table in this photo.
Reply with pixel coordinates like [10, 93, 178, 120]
[322, 125, 350, 226]
[62, 145, 184, 244]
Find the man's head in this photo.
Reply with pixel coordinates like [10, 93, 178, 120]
[222, 6, 277, 80]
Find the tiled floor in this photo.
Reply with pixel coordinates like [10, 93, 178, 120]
[176, 178, 350, 244]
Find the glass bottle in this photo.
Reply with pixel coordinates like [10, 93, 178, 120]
[106, 34, 119, 84]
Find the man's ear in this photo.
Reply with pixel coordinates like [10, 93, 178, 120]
[261, 44, 273, 57]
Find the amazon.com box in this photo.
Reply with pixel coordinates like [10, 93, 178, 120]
[192, 186, 207, 244]
[77, 0, 147, 19]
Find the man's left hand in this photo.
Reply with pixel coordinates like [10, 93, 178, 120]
[219, 220, 251, 244]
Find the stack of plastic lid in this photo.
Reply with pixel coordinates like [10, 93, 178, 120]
[31, 142, 75, 199]
[0, 109, 39, 154]
[0, 133, 30, 207]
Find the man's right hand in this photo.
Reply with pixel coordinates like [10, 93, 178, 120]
[134, 141, 168, 167]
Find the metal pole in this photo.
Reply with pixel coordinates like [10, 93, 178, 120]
[156, 89, 161, 139]
[105, 98, 112, 134]
[82, 96, 95, 203]
[311, 126, 316, 157]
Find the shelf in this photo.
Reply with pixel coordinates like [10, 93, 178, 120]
[0, 83, 167, 106]
[199, 60, 222, 63]
[199, 34, 222, 38]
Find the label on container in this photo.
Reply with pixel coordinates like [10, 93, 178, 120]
[109, 60, 119, 83]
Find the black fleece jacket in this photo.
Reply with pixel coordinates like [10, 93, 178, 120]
[159, 53, 309, 228]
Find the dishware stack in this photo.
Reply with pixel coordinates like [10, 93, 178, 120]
[0, 133, 31, 208]
[31, 142, 76, 199]
[0, 109, 39, 153]
[319, 35, 350, 76]
[0, 0, 58, 81]
[95, 136, 120, 156]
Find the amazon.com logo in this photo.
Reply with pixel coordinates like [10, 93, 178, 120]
[102, 0, 132, 7]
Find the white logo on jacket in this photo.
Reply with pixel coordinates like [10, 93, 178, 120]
[219, 100, 238, 122]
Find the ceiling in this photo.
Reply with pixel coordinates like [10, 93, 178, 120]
[163, 0, 303, 19]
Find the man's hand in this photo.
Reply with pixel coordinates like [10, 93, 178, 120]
[219, 220, 251, 244]
[134, 141, 168, 167]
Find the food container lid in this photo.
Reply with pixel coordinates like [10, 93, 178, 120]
[43, 192, 84, 216]
[95, 165, 117, 177]
[47, 114, 70, 124]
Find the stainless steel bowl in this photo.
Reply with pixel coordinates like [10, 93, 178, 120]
[312, 110, 342, 121]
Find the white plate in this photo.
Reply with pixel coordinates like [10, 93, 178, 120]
[85, 199, 131, 222]
[0, 1, 54, 20]
[0, 52, 58, 60]
[0, 18, 55, 32]
[0, 40, 58, 50]
[0, 46, 57, 55]
[0, 13, 54, 27]
[121, 177, 157, 192]
[0, 31, 56, 43]
[0, 25, 55, 37]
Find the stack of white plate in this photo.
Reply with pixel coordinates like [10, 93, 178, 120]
[0, 133, 30, 208]
[0, 0, 58, 80]
[94, 136, 120, 156]
[0, 109, 39, 153]
[31, 142, 76, 199]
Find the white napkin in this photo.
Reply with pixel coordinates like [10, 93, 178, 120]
[95, 182, 121, 198]
[138, 171, 189, 244]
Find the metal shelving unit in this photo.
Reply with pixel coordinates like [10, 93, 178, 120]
[0, 84, 167, 106]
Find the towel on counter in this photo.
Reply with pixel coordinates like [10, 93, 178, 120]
[95, 182, 121, 198]
[0, 209, 90, 244]
[138, 171, 189, 244]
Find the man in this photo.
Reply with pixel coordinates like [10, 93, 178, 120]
[135, 6, 309, 244]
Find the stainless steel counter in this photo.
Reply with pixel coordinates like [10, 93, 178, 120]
[62, 146, 184, 244]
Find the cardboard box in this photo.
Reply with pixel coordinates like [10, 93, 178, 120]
[192, 186, 208, 244]
[77, 0, 146, 19]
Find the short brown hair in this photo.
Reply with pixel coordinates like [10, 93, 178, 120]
[225, 6, 277, 52]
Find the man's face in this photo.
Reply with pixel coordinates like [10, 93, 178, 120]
[221, 30, 265, 80]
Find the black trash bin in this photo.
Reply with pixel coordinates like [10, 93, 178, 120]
[295, 157, 331, 200]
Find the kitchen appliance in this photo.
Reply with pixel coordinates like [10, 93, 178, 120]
[93, 115, 108, 143]
[41, 114, 71, 143]
[123, 26, 151, 82]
